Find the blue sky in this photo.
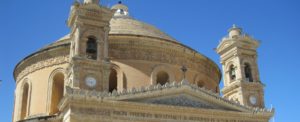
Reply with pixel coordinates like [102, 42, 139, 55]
[0, 0, 299, 121]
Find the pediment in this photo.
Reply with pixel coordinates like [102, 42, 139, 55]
[216, 40, 234, 53]
[130, 94, 236, 111]
[107, 81, 253, 112]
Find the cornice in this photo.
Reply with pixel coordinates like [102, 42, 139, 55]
[109, 35, 222, 83]
[61, 80, 274, 114]
[14, 47, 70, 83]
[222, 81, 264, 94]
[217, 35, 259, 55]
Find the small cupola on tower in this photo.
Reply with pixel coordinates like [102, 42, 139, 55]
[228, 24, 242, 38]
[111, 1, 130, 17]
[83, 0, 99, 4]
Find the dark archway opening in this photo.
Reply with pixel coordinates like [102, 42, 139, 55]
[109, 69, 118, 92]
[157, 71, 169, 85]
[244, 63, 253, 82]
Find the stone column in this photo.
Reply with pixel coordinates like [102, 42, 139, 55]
[103, 27, 110, 60]
[74, 28, 81, 57]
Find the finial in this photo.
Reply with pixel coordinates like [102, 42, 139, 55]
[118, 1, 122, 4]
[73, 0, 80, 6]
[232, 24, 237, 28]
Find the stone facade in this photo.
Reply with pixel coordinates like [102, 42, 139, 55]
[12, 1, 274, 122]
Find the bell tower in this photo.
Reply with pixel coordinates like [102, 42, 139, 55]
[66, 0, 115, 91]
[216, 25, 265, 108]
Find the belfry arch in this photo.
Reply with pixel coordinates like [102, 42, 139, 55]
[244, 63, 253, 82]
[86, 36, 98, 60]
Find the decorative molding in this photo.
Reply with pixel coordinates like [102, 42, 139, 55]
[15, 47, 69, 83]
[143, 95, 219, 110]
[109, 39, 220, 82]
[16, 55, 69, 83]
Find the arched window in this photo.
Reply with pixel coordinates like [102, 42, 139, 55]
[151, 65, 175, 85]
[109, 69, 118, 92]
[20, 83, 29, 119]
[244, 63, 253, 82]
[123, 73, 127, 90]
[197, 81, 204, 88]
[86, 37, 97, 60]
[50, 73, 64, 115]
[229, 65, 236, 81]
[156, 71, 169, 85]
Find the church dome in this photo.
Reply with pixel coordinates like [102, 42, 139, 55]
[12, 3, 223, 121]
[14, 3, 221, 85]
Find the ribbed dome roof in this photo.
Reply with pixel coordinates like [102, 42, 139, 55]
[110, 2, 176, 42]
[109, 17, 177, 42]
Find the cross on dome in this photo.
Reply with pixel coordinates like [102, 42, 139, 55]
[83, 0, 99, 4]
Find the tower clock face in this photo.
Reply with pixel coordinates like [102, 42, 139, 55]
[249, 95, 257, 105]
[85, 76, 97, 87]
